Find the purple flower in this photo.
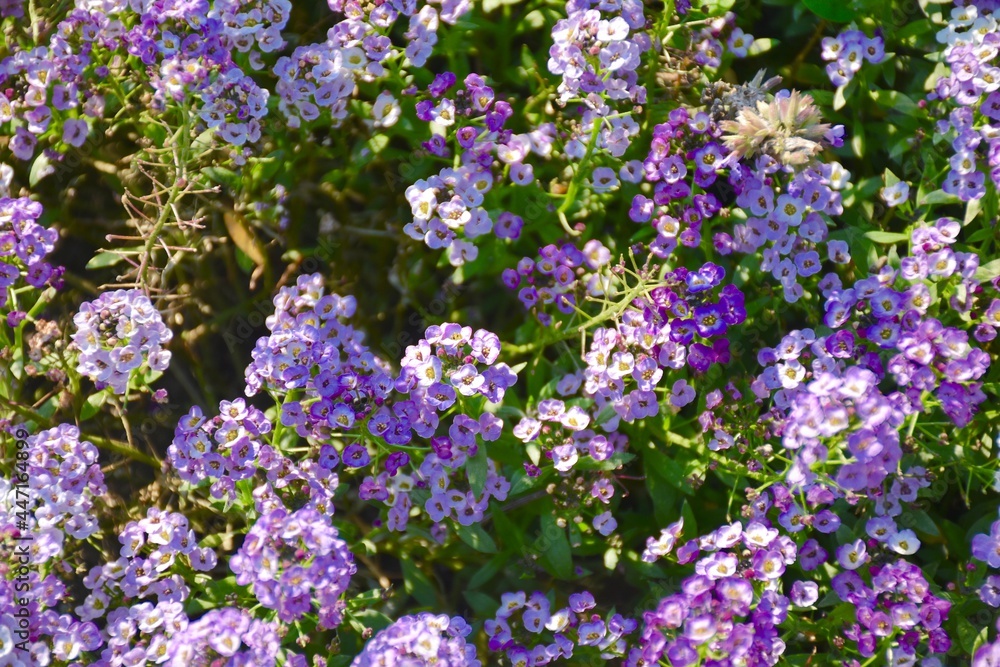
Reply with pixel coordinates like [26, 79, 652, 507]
[837, 539, 867, 571]
[670, 379, 696, 407]
[790, 580, 819, 607]
[692, 304, 727, 337]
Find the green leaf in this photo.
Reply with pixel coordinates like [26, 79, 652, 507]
[518, 9, 546, 31]
[644, 448, 679, 525]
[573, 451, 636, 471]
[920, 189, 960, 206]
[198, 532, 226, 549]
[467, 445, 489, 497]
[203, 166, 240, 190]
[973, 618, 991, 656]
[400, 557, 438, 608]
[455, 523, 498, 553]
[833, 84, 848, 112]
[352, 609, 394, 634]
[538, 514, 574, 579]
[681, 499, 698, 539]
[462, 590, 497, 616]
[185, 575, 237, 614]
[468, 553, 508, 590]
[871, 90, 918, 115]
[29, 152, 54, 187]
[883, 169, 900, 189]
[486, 0, 513, 10]
[650, 447, 690, 489]
[603, 546, 619, 570]
[525, 442, 541, 466]
[235, 478, 254, 512]
[191, 127, 216, 154]
[746, 38, 776, 56]
[851, 120, 865, 159]
[802, 0, 855, 23]
[975, 258, 1000, 284]
[883, 58, 896, 88]
[86, 251, 125, 270]
[142, 122, 168, 146]
[491, 505, 525, 552]
[80, 392, 107, 421]
[354, 134, 389, 169]
[964, 196, 982, 227]
[509, 361, 528, 375]
[863, 231, 910, 244]
[900, 509, 941, 537]
[251, 151, 283, 182]
[507, 466, 541, 497]
[958, 615, 987, 654]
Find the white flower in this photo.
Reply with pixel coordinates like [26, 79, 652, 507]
[888, 528, 920, 555]
[0, 625, 13, 658]
[825, 161, 851, 189]
[597, 16, 629, 41]
[372, 91, 400, 127]
[881, 181, 910, 207]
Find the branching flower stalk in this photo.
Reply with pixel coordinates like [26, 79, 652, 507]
[108, 101, 213, 295]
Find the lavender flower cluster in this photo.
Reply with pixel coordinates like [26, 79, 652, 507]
[403, 73, 526, 265]
[79, 506, 215, 625]
[932, 3, 1000, 200]
[822, 219, 991, 427]
[506, 239, 613, 326]
[71, 289, 173, 395]
[243, 273, 393, 434]
[0, 196, 60, 323]
[171, 397, 340, 513]
[162, 607, 282, 666]
[631, 108, 728, 257]
[230, 507, 356, 630]
[727, 155, 849, 303]
[0, 9, 104, 161]
[27, 424, 107, 553]
[830, 558, 951, 661]
[973, 506, 1000, 607]
[350, 612, 480, 666]
[275, 0, 470, 130]
[633, 483, 952, 666]
[486, 590, 636, 665]
[630, 516, 799, 667]
[821, 28, 887, 86]
[546, 0, 647, 158]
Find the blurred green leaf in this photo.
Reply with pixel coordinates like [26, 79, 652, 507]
[864, 231, 910, 244]
[975, 258, 1000, 284]
[400, 557, 438, 608]
[86, 251, 125, 270]
[920, 189, 961, 206]
[538, 514, 574, 579]
[456, 523, 498, 553]
[802, 0, 855, 23]
[746, 38, 776, 56]
[871, 89, 918, 115]
[468, 444, 489, 497]
[29, 152, 54, 187]
[80, 392, 106, 421]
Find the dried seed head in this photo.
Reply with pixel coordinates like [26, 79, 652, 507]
[721, 89, 832, 167]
